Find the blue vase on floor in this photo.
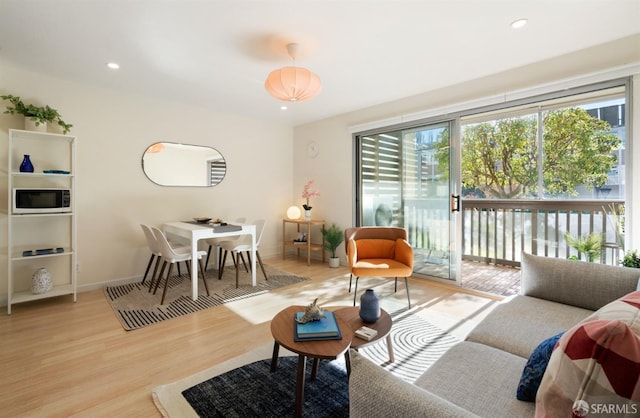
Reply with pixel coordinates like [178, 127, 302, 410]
[20, 154, 34, 173]
[359, 289, 380, 323]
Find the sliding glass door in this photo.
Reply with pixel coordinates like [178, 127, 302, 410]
[356, 120, 460, 283]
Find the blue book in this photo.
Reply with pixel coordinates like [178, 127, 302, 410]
[294, 311, 342, 341]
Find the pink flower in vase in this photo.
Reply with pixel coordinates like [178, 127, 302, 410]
[301, 180, 319, 210]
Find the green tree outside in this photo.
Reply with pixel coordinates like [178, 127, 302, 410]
[435, 107, 621, 198]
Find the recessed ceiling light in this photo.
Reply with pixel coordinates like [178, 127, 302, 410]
[511, 18, 528, 29]
[280, 105, 288, 111]
[106, 62, 120, 70]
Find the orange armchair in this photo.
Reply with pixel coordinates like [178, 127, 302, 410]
[345, 227, 414, 308]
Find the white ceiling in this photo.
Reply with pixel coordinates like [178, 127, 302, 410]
[1, 0, 639, 127]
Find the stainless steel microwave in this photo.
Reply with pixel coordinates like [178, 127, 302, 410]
[13, 188, 71, 214]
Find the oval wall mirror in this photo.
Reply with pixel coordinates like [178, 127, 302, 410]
[142, 142, 226, 187]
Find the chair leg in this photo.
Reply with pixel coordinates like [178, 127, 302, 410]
[141, 254, 155, 285]
[205, 245, 213, 271]
[352, 277, 360, 306]
[219, 250, 228, 280]
[394, 277, 398, 293]
[148, 256, 163, 291]
[198, 259, 210, 296]
[405, 277, 411, 309]
[234, 251, 240, 288]
[349, 274, 353, 292]
[239, 252, 249, 272]
[177, 262, 182, 276]
[160, 263, 174, 305]
[153, 261, 168, 294]
[256, 251, 268, 280]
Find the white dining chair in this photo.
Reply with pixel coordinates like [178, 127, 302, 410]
[151, 226, 210, 305]
[218, 219, 268, 288]
[140, 224, 190, 290]
[204, 217, 247, 272]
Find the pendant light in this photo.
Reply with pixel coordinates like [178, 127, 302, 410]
[264, 43, 322, 102]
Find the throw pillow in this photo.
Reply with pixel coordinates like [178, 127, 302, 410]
[535, 291, 640, 418]
[516, 332, 564, 402]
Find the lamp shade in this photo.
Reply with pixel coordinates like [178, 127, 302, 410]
[265, 66, 322, 102]
[286, 206, 301, 219]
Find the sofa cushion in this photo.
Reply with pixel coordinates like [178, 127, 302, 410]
[536, 291, 640, 417]
[516, 331, 564, 402]
[521, 252, 640, 311]
[466, 295, 592, 358]
[348, 349, 479, 418]
[417, 341, 535, 418]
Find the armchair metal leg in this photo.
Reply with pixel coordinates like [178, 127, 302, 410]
[394, 277, 398, 292]
[352, 277, 360, 306]
[349, 274, 353, 292]
[405, 277, 411, 308]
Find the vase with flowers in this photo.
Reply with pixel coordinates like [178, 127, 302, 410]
[301, 180, 319, 221]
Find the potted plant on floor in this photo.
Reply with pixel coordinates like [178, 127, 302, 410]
[1, 94, 73, 134]
[321, 223, 344, 268]
[564, 232, 602, 262]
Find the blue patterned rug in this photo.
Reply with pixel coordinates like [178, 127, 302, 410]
[182, 357, 348, 418]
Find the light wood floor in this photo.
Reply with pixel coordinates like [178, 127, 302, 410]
[0, 258, 501, 417]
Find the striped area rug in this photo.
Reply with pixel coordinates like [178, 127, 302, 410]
[104, 265, 308, 330]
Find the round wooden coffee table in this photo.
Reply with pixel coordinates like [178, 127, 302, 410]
[270, 305, 352, 418]
[335, 306, 394, 362]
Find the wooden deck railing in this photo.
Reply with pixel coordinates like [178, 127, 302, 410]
[404, 199, 625, 267]
[462, 199, 624, 266]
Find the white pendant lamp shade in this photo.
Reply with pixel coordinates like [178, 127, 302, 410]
[265, 67, 321, 102]
[265, 43, 322, 102]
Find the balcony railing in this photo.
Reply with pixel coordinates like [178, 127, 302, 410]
[461, 199, 624, 267]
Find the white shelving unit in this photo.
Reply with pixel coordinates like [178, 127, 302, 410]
[7, 129, 77, 314]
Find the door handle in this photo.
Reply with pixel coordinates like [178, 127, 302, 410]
[451, 194, 460, 212]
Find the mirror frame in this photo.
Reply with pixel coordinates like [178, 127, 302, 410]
[141, 142, 227, 187]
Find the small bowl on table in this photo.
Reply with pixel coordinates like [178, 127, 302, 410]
[193, 217, 212, 224]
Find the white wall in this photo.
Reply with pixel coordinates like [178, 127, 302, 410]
[293, 35, 640, 260]
[0, 61, 294, 298]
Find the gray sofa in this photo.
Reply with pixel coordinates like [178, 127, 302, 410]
[349, 252, 640, 417]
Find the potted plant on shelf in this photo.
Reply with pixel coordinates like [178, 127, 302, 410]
[1, 94, 73, 134]
[321, 223, 344, 268]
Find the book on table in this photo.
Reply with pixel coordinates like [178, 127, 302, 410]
[294, 310, 342, 341]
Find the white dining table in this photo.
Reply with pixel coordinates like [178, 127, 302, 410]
[162, 221, 257, 300]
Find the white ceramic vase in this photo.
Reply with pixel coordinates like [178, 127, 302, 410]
[31, 267, 53, 294]
[304, 209, 311, 221]
[329, 257, 340, 268]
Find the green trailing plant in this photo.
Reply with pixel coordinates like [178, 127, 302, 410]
[1, 94, 73, 134]
[564, 232, 602, 263]
[621, 250, 640, 268]
[321, 223, 344, 258]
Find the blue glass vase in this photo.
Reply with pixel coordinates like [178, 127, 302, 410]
[20, 154, 34, 173]
[359, 289, 380, 323]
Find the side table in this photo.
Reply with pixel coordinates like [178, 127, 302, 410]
[335, 306, 394, 362]
[282, 218, 326, 265]
[270, 305, 351, 418]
